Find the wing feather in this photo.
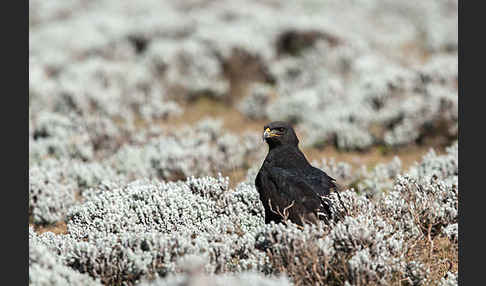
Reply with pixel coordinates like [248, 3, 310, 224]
[265, 166, 333, 223]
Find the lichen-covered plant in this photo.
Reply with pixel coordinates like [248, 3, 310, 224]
[29, 141, 457, 285]
[29, 0, 457, 285]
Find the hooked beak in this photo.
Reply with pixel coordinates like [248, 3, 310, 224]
[263, 128, 278, 142]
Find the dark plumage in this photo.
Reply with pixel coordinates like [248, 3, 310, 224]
[255, 121, 336, 225]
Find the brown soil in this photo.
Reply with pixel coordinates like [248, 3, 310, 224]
[303, 143, 444, 171]
[159, 96, 268, 133]
[160, 99, 446, 187]
[30, 221, 68, 235]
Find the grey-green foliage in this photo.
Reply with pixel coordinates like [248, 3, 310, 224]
[266, 50, 457, 150]
[238, 83, 275, 120]
[29, 158, 124, 224]
[28, 0, 458, 284]
[442, 223, 458, 243]
[28, 119, 264, 225]
[29, 112, 94, 163]
[142, 272, 291, 286]
[357, 157, 402, 199]
[30, 141, 457, 285]
[29, 0, 458, 154]
[151, 39, 230, 99]
[438, 272, 458, 286]
[106, 120, 263, 181]
[29, 232, 102, 286]
[31, 176, 267, 285]
[136, 255, 292, 286]
[67, 175, 264, 238]
[29, 160, 77, 224]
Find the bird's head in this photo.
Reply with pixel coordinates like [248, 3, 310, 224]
[262, 121, 299, 148]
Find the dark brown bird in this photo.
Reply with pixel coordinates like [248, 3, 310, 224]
[255, 121, 336, 225]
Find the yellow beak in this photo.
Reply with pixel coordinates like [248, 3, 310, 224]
[263, 128, 279, 141]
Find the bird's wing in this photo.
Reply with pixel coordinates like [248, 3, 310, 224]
[304, 166, 337, 197]
[265, 146, 337, 197]
[255, 167, 293, 223]
[266, 166, 326, 213]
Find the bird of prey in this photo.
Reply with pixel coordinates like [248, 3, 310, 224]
[255, 121, 337, 225]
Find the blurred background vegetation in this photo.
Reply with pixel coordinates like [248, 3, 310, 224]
[29, 0, 457, 222]
[29, 1, 458, 285]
